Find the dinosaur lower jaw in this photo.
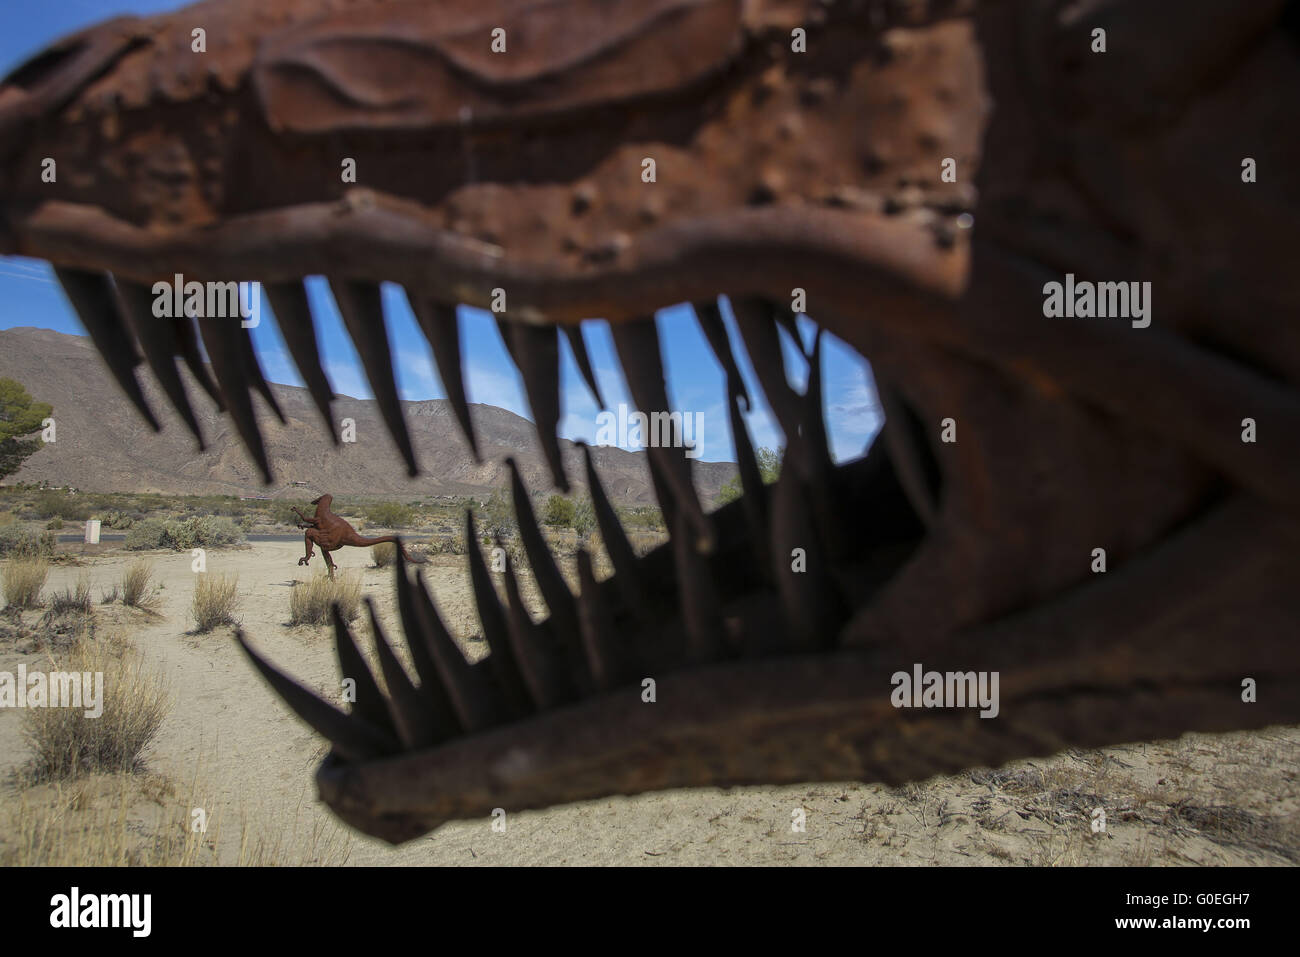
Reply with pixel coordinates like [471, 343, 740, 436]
[312, 648, 1278, 846]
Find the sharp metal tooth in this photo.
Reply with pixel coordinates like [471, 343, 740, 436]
[366, 598, 440, 749]
[413, 568, 504, 732]
[54, 268, 159, 432]
[876, 375, 939, 530]
[465, 509, 533, 715]
[671, 509, 726, 664]
[727, 388, 770, 579]
[694, 300, 750, 410]
[575, 548, 627, 692]
[170, 312, 223, 410]
[643, 443, 679, 537]
[265, 281, 336, 443]
[236, 630, 397, 761]
[580, 443, 648, 618]
[773, 304, 805, 357]
[507, 458, 579, 639]
[331, 605, 399, 739]
[609, 316, 713, 551]
[730, 297, 801, 441]
[238, 318, 286, 425]
[329, 279, 419, 477]
[769, 460, 843, 653]
[502, 554, 578, 709]
[390, 544, 466, 737]
[495, 315, 519, 368]
[196, 311, 274, 483]
[796, 328, 849, 562]
[503, 319, 568, 492]
[408, 296, 479, 460]
[115, 280, 205, 448]
[563, 323, 606, 409]
[799, 328, 832, 482]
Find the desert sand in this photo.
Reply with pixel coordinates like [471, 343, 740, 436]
[2, 541, 1297, 866]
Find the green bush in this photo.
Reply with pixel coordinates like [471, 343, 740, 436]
[45, 516, 64, 530]
[572, 498, 596, 540]
[164, 516, 243, 550]
[34, 491, 89, 521]
[476, 488, 516, 542]
[102, 510, 136, 530]
[542, 495, 575, 527]
[123, 519, 169, 551]
[124, 516, 244, 551]
[365, 502, 414, 528]
[0, 526, 56, 558]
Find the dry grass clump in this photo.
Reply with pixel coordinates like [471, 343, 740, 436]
[121, 559, 160, 611]
[0, 770, 353, 866]
[0, 773, 211, 866]
[371, 542, 396, 567]
[289, 571, 361, 626]
[48, 574, 92, 616]
[3, 556, 48, 609]
[192, 573, 240, 632]
[22, 634, 170, 781]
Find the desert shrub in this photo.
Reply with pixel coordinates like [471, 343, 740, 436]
[3, 556, 48, 609]
[289, 572, 361, 626]
[437, 535, 467, 555]
[371, 542, 396, 567]
[365, 502, 414, 528]
[476, 488, 516, 542]
[99, 585, 119, 605]
[45, 516, 64, 530]
[123, 519, 169, 550]
[542, 494, 575, 527]
[102, 510, 136, 530]
[237, 513, 255, 531]
[0, 526, 56, 558]
[163, 516, 243, 550]
[34, 491, 89, 521]
[23, 637, 170, 780]
[192, 574, 239, 632]
[121, 560, 159, 611]
[48, 575, 92, 616]
[571, 497, 596, 540]
[124, 516, 243, 551]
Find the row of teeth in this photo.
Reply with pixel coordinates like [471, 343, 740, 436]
[54, 266, 933, 756]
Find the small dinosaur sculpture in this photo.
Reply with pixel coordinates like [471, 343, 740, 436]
[1, 0, 1297, 845]
[293, 494, 427, 578]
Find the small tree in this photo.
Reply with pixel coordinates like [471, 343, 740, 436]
[716, 446, 783, 506]
[0, 378, 53, 481]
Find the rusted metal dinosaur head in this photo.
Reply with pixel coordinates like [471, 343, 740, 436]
[2, 0, 1297, 844]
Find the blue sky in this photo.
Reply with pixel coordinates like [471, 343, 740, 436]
[0, 1, 882, 465]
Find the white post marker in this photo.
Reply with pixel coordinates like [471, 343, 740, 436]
[84, 519, 101, 544]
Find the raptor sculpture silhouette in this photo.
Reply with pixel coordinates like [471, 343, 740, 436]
[292, 494, 427, 578]
[0, 0, 1296, 844]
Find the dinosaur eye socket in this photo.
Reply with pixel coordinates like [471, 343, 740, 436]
[2, 40, 87, 91]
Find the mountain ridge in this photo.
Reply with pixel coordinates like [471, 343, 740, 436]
[0, 326, 736, 504]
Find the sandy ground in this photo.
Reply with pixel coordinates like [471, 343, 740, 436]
[2, 541, 1297, 866]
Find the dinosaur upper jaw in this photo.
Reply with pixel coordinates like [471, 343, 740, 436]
[4, 196, 969, 331]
